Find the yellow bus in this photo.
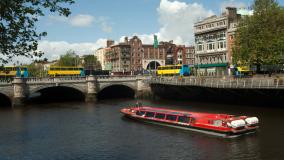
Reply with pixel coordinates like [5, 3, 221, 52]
[157, 64, 190, 76]
[0, 66, 28, 78]
[233, 66, 253, 77]
[47, 66, 85, 77]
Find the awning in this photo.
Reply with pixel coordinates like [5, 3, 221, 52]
[194, 63, 228, 68]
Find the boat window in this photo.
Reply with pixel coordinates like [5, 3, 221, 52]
[213, 120, 223, 127]
[166, 115, 177, 121]
[155, 113, 165, 119]
[136, 111, 145, 116]
[145, 112, 155, 118]
[178, 116, 190, 123]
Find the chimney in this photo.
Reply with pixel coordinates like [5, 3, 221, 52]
[226, 7, 237, 20]
[124, 37, 128, 44]
[107, 40, 114, 47]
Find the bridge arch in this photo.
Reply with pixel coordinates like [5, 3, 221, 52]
[99, 83, 136, 92]
[98, 84, 136, 100]
[0, 92, 12, 107]
[28, 85, 86, 103]
[30, 84, 86, 95]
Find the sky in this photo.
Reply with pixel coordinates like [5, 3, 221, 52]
[17, 0, 284, 62]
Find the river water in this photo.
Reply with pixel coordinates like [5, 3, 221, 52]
[0, 99, 283, 160]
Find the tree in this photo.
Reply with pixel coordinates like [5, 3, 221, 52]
[56, 50, 80, 66]
[0, 0, 74, 63]
[83, 55, 101, 70]
[27, 61, 48, 77]
[233, 0, 284, 72]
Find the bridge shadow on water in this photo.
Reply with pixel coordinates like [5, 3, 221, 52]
[26, 86, 85, 104]
[97, 85, 135, 100]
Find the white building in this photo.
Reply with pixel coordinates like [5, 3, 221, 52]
[95, 48, 109, 70]
[194, 7, 241, 76]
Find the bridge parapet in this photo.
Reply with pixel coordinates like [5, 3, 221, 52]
[148, 77, 284, 89]
[97, 76, 138, 82]
[26, 77, 86, 83]
[97, 75, 137, 79]
[0, 79, 12, 85]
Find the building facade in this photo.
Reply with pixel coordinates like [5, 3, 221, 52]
[142, 44, 166, 70]
[185, 46, 195, 66]
[95, 48, 108, 70]
[99, 36, 192, 73]
[194, 7, 240, 76]
[105, 43, 131, 72]
[174, 46, 186, 65]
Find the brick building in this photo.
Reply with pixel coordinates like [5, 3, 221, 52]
[104, 42, 131, 72]
[99, 36, 191, 73]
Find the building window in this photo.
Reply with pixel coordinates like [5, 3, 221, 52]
[197, 44, 203, 51]
[218, 41, 226, 49]
[207, 42, 215, 51]
[217, 31, 226, 40]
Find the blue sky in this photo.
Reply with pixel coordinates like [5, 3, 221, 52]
[33, 0, 284, 61]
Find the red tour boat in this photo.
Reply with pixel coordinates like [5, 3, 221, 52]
[121, 106, 259, 137]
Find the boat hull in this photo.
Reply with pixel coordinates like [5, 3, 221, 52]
[123, 113, 257, 138]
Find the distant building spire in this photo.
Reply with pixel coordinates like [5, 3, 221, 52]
[153, 35, 158, 49]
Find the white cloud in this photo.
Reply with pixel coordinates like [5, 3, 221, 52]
[119, 34, 156, 44]
[48, 14, 112, 32]
[157, 0, 214, 45]
[70, 14, 94, 27]
[37, 39, 107, 61]
[48, 15, 68, 23]
[1, 39, 107, 65]
[95, 17, 112, 33]
[119, 0, 213, 45]
[48, 14, 94, 27]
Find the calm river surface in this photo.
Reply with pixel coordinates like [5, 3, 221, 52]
[0, 99, 284, 160]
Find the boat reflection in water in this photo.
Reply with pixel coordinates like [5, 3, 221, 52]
[121, 106, 259, 138]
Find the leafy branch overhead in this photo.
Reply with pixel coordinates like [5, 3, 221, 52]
[0, 0, 74, 63]
[233, 0, 284, 68]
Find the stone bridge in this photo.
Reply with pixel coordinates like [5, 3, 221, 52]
[148, 77, 284, 89]
[0, 76, 150, 107]
[146, 76, 284, 105]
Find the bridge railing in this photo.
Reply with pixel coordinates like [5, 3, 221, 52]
[0, 78, 13, 85]
[26, 76, 86, 83]
[96, 75, 137, 79]
[1, 75, 148, 84]
[148, 77, 284, 89]
[96, 75, 140, 82]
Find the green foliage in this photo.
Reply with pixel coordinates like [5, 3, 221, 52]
[83, 55, 101, 70]
[0, 0, 74, 63]
[27, 62, 46, 77]
[56, 50, 80, 66]
[233, 0, 284, 68]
